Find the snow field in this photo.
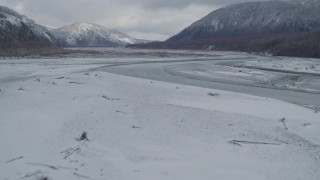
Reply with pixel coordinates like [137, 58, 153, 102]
[0, 60, 319, 180]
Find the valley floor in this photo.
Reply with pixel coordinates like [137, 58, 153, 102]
[0, 51, 319, 180]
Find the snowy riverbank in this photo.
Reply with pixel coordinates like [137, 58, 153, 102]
[0, 57, 319, 180]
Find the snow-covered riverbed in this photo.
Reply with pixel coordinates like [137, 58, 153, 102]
[1, 56, 319, 180]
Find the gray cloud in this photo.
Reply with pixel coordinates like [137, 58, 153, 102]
[1, 0, 268, 40]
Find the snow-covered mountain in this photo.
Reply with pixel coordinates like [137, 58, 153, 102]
[168, 0, 320, 41]
[0, 6, 56, 50]
[50, 22, 140, 47]
[128, 0, 320, 58]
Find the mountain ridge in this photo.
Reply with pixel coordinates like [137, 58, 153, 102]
[50, 22, 147, 47]
[0, 5, 57, 53]
[168, 0, 320, 41]
[130, 0, 320, 58]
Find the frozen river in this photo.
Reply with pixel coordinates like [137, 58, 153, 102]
[99, 58, 320, 108]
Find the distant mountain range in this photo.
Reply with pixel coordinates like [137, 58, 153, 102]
[131, 0, 320, 58]
[2, 1, 320, 58]
[0, 6, 148, 55]
[50, 22, 149, 47]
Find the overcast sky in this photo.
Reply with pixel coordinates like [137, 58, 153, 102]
[1, 0, 264, 40]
